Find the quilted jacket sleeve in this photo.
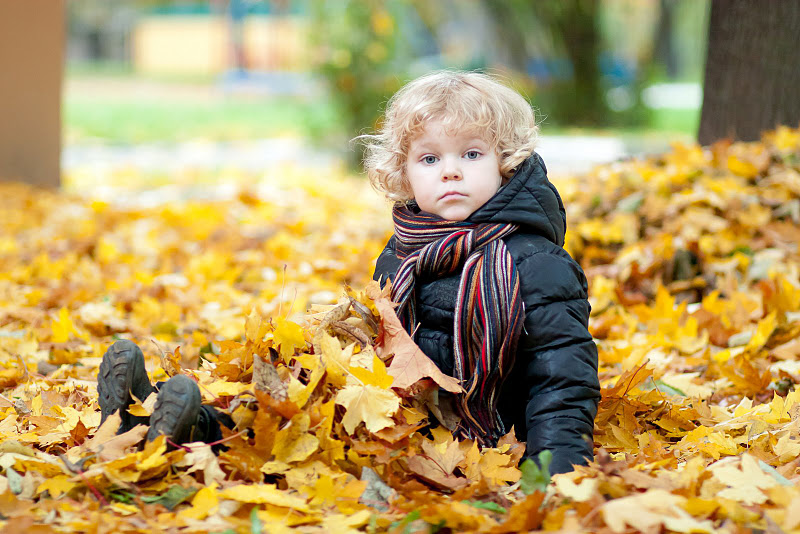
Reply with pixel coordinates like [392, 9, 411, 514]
[373, 236, 400, 287]
[515, 250, 600, 475]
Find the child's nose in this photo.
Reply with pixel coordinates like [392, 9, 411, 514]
[441, 159, 462, 181]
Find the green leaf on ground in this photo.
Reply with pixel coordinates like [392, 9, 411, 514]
[463, 500, 507, 513]
[520, 450, 552, 495]
[141, 485, 198, 510]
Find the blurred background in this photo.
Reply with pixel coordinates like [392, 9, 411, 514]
[62, 0, 709, 198]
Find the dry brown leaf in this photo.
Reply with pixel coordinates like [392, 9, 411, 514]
[406, 455, 469, 491]
[371, 295, 463, 393]
[253, 353, 287, 401]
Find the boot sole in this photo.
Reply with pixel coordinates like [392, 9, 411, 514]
[146, 375, 202, 445]
[97, 340, 141, 425]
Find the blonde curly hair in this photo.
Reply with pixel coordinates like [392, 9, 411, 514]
[359, 70, 539, 202]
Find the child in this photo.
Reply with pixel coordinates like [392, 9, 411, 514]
[365, 70, 600, 474]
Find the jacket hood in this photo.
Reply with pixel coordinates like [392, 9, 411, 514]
[466, 152, 566, 246]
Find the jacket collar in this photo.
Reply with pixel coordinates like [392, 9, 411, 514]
[467, 153, 566, 246]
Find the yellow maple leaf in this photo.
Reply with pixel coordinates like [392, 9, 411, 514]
[51, 405, 82, 433]
[272, 413, 320, 464]
[768, 125, 800, 151]
[475, 448, 521, 486]
[127, 392, 157, 417]
[318, 332, 354, 387]
[273, 318, 306, 360]
[320, 509, 372, 534]
[772, 275, 800, 314]
[200, 380, 251, 398]
[727, 155, 758, 178]
[602, 489, 714, 533]
[109, 503, 138, 516]
[349, 355, 393, 389]
[782, 388, 800, 414]
[316, 400, 346, 464]
[773, 432, 800, 463]
[179, 484, 219, 520]
[307, 474, 336, 506]
[335, 383, 399, 434]
[218, 484, 311, 512]
[254, 510, 306, 533]
[711, 454, 777, 505]
[287, 356, 326, 407]
[554, 475, 598, 502]
[36, 475, 77, 499]
[745, 311, 777, 352]
[137, 435, 168, 471]
[702, 432, 739, 458]
[175, 444, 226, 486]
[285, 460, 339, 489]
[659, 372, 715, 399]
[421, 430, 465, 475]
[50, 307, 84, 343]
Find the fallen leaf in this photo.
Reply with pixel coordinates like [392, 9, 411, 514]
[218, 484, 310, 512]
[253, 353, 288, 400]
[273, 319, 307, 361]
[272, 413, 320, 464]
[372, 296, 463, 393]
[175, 443, 226, 485]
[335, 384, 399, 434]
[406, 455, 469, 491]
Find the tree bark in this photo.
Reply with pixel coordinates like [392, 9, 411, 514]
[528, 0, 605, 126]
[654, 0, 678, 78]
[0, 0, 63, 188]
[698, 0, 800, 145]
[551, 0, 603, 124]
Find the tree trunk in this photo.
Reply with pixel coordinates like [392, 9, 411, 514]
[557, 0, 603, 125]
[529, 0, 605, 126]
[698, 0, 800, 145]
[0, 0, 63, 188]
[654, 0, 678, 78]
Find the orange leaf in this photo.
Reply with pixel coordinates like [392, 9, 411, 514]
[372, 294, 463, 393]
[491, 492, 545, 533]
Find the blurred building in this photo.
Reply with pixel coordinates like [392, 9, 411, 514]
[67, 1, 707, 83]
[133, 13, 310, 75]
[68, 1, 311, 76]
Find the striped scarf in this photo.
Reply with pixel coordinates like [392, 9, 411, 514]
[390, 205, 525, 445]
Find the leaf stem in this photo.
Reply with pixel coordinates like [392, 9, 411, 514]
[58, 453, 109, 506]
[79, 470, 109, 507]
[166, 429, 248, 450]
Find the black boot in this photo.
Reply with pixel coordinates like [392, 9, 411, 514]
[146, 374, 202, 446]
[98, 340, 156, 434]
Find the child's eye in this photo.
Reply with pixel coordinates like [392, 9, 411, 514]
[465, 150, 481, 160]
[422, 155, 438, 164]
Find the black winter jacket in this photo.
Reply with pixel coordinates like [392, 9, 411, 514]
[372, 153, 600, 475]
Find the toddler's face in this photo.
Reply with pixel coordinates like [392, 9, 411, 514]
[405, 120, 502, 221]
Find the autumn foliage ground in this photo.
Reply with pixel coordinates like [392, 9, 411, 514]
[1, 127, 800, 533]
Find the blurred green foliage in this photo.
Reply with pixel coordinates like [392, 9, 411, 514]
[65, 0, 707, 151]
[65, 0, 706, 149]
[64, 87, 698, 146]
[64, 92, 341, 144]
[309, 0, 413, 164]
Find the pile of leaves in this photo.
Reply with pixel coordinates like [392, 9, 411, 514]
[1, 126, 799, 532]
